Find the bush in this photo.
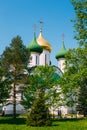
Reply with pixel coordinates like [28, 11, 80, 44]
[26, 91, 52, 126]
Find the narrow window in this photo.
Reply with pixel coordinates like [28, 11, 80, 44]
[30, 56, 32, 63]
[45, 54, 46, 65]
[36, 56, 38, 65]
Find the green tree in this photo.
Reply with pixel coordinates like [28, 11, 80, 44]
[70, 0, 87, 116]
[58, 0, 87, 116]
[26, 90, 52, 126]
[76, 79, 87, 116]
[59, 48, 87, 115]
[0, 66, 11, 104]
[21, 82, 35, 110]
[22, 65, 61, 116]
[71, 0, 87, 47]
[1, 35, 30, 118]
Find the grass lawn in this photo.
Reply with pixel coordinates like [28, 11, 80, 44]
[0, 116, 87, 130]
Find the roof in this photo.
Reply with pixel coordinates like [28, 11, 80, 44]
[27, 33, 43, 53]
[29, 65, 62, 82]
[37, 32, 52, 52]
[55, 41, 67, 59]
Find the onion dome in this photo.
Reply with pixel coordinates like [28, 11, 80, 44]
[37, 32, 52, 52]
[27, 32, 43, 53]
[37, 20, 52, 52]
[55, 41, 67, 59]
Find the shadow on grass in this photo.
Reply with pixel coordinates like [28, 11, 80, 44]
[0, 116, 86, 126]
[0, 116, 60, 127]
[51, 118, 87, 127]
[0, 116, 26, 124]
[53, 118, 85, 122]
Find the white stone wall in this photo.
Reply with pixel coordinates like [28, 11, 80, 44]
[3, 104, 25, 115]
[29, 52, 40, 67]
[39, 49, 50, 66]
[58, 58, 65, 73]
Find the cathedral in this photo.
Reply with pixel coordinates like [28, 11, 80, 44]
[2, 22, 74, 116]
[27, 22, 67, 72]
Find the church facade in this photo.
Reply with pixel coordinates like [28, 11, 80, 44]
[2, 24, 76, 116]
[26, 26, 70, 116]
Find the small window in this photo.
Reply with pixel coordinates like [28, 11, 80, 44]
[36, 56, 38, 65]
[30, 56, 32, 60]
[29, 56, 32, 63]
[45, 54, 46, 65]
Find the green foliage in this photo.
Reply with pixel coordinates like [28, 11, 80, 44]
[22, 65, 61, 111]
[76, 79, 87, 116]
[31, 65, 59, 90]
[0, 35, 30, 118]
[59, 47, 87, 114]
[70, 0, 87, 47]
[0, 67, 11, 103]
[1, 35, 30, 75]
[58, 0, 87, 115]
[26, 91, 52, 126]
[21, 84, 35, 110]
[70, 0, 87, 115]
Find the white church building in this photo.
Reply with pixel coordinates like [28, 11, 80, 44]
[2, 23, 76, 116]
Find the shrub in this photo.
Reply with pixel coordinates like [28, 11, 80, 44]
[26, 91, 52, 126]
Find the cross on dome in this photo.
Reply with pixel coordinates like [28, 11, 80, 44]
[33, 24, 36, 33]
[62, 33, 65, 42]
[39, 20, 43, 33]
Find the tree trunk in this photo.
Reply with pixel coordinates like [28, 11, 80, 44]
[13, 83, 16, 118]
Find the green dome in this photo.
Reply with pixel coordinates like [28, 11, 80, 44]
[27, 33, 43, 53]
[55, 42, 67, 59]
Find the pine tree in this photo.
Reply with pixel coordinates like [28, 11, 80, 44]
[22, 65, 61, 114]
[0, 66, 11, 104]
[26, 90, 52, 126]
[1, 35, 30, 118]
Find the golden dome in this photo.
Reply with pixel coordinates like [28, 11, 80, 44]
[37, 32, 52, 52]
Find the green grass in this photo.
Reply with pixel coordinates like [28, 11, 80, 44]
[0, 116, 87, 130]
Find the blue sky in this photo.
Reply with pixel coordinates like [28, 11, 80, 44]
[0, 0, 77, 66]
